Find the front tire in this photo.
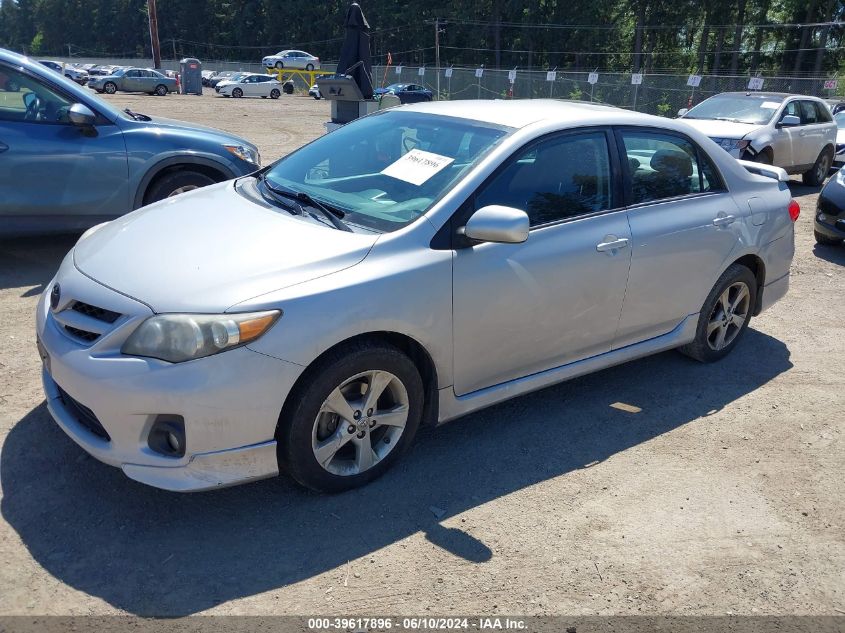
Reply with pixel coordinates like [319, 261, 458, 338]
[270, 88, 280, 99]
[275, 61, 284, 69]
[815, 229, 842, 246]
[232, 87, 243, 98]
[803, 149, 833, 186]
[144, 170, 216, 205]
[679, 264, 757, 363]
[103, 81, 117, 94]
[278, 342, 424, 493]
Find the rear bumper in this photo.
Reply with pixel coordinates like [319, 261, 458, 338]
[759, 273, 789, 313]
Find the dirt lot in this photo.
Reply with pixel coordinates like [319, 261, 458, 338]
[0, 91, 843, 617]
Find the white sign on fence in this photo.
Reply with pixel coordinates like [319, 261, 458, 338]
[747, 76, 764, 90]
[824, 79, 838, 90]
[546, 70, 556, 82]
[588, 72, 599, 85]
[444, 67, 453, 78]
[687, 74, 702, 87]
[631, 73, 643, 85]
[418, 67, 425, 76]
[396, 65, 403, 75]
[508, 69, 517, 82]
[475, 68, 484, 78]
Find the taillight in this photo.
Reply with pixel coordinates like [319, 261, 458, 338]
[788, 199, 800, 222]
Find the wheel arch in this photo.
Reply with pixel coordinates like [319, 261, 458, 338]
[134, 156, 237, 209]
[731, 253, 766, 315]
[278, 331, 440, 430]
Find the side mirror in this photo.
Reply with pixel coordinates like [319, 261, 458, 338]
[778, 114, 800, 127]
[462, 205, 529, 244]
[67, 103, 96, 127]
[677, 108, 689, 117]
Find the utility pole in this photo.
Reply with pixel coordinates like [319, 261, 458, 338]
[434, 18, 441, 101]
[172, 39, 177, 61]
[147, 0, 162, 69]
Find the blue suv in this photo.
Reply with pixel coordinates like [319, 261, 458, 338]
[0, 48, 261, 235]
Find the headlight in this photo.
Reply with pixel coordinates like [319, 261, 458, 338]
[122, 310, 280, 363]
[225, 144, 261, 166]
[712, 138, 749, 152]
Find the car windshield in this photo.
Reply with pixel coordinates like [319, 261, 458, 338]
[835, 111, 845, 128]
[262, 111, 511, 232]
[111, 68, 126, 77]
[684, 94, 784, 125]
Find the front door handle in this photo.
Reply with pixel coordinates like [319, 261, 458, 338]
[713, 213, 736, 227]
[596, 236, 630, 252]
[0, 141, 8, 153]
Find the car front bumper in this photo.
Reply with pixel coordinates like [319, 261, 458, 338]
[36, 259, 304, 492]
[816, 181, 845, 239]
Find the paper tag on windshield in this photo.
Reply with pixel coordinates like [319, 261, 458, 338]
[761, 101, 780, 109]
[381, 149, 454, 186]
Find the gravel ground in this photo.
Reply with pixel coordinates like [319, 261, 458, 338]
[0, 91, 843, 617]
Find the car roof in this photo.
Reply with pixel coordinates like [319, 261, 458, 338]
[710, 91, 826, 102]
[401, 99, 648, 129]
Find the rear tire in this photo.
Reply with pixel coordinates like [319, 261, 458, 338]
[814, 229, 842, 246]
[679, 264, 757, 363]
[803, 149, 833, 186]
[306, 63, 315, 71]
[144, 170, 216, 205]
[278, 341, 424, 493]
[154, 84, 168, 96]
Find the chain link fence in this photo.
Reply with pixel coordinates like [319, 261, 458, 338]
[376, 65, 840, 116]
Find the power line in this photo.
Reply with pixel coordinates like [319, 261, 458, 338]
[434, 18, 845, 31]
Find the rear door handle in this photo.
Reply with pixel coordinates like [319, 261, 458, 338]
[713, 213, 736, 227]
[596, 236, 630, 252]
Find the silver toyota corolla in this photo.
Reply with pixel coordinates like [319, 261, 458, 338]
[36, 100, 798, 493]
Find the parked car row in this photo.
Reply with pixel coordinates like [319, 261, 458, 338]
[38, 60, 89, 85]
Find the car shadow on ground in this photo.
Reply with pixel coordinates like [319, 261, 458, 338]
[0, 235, 81, 295]
[1, 329, 792, 616]
[813, 243, 845, 264]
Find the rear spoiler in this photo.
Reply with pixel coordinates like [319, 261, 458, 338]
[737, 159, 789, 183]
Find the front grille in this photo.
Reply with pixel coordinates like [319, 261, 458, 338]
[55, 384, 111, 441]
[64, 325, 99, 342]
[71, 301, 121, 324]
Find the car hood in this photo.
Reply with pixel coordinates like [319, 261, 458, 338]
[679, 118, 764, 139]
[73, 181, 378, 313]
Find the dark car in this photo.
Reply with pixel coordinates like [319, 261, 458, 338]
[374, 82, 433, 104]
[208, 71, 238, 88]
[815, 171, 845, 246]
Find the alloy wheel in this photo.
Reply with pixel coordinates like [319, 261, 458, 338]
[167, 185, 199, 197]
[706, 282, 751, 351]
[817, 153, 831, 182]
[311, 370, 409, 476]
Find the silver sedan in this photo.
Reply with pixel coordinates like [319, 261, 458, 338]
[37, 100, 797, 493]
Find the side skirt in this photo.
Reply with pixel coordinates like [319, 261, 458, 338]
[437, 314, 699, 424]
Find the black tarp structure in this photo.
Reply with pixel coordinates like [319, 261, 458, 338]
[335, 2, 374, 99]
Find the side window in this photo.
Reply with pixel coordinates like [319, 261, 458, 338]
[621, 131, 716, 203]
[800, 101, 819, 125]
[476, 132, 613, 227]
[0, 64, 73, 124]
[815, 102, 833, 122]
[783, 101, 800, 120]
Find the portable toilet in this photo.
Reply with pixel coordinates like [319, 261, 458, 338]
[179, 58, 202, 95]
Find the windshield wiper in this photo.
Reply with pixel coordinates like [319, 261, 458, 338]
[124, 108, 151, 121]
[255, 174, 352, 232]
[256, 173, 302, 215]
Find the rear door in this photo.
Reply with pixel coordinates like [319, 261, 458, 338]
[613, 128, 742, 348]
[797, 100, 831, 166]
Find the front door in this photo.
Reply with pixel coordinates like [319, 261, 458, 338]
[613, 128, 742, 348]
[452, 129, 631, 395]
[0, 62, 129, 227]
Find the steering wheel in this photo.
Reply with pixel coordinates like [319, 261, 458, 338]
[402, 136, 420, 153]
[23, 93, 41, 121]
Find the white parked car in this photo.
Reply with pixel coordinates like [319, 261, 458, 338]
[37, 100, 798, 493]
[679, 92, 837, 186]
[834, 110, 845, 166]
[262, 49, 320, 70]
[216, 73, 282, 99]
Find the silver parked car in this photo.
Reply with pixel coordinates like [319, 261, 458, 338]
[37, 100, 797, 493]
[679, 92, 837, 186]
[261, 49, 320, 70]
[88, 67, 177, 95]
